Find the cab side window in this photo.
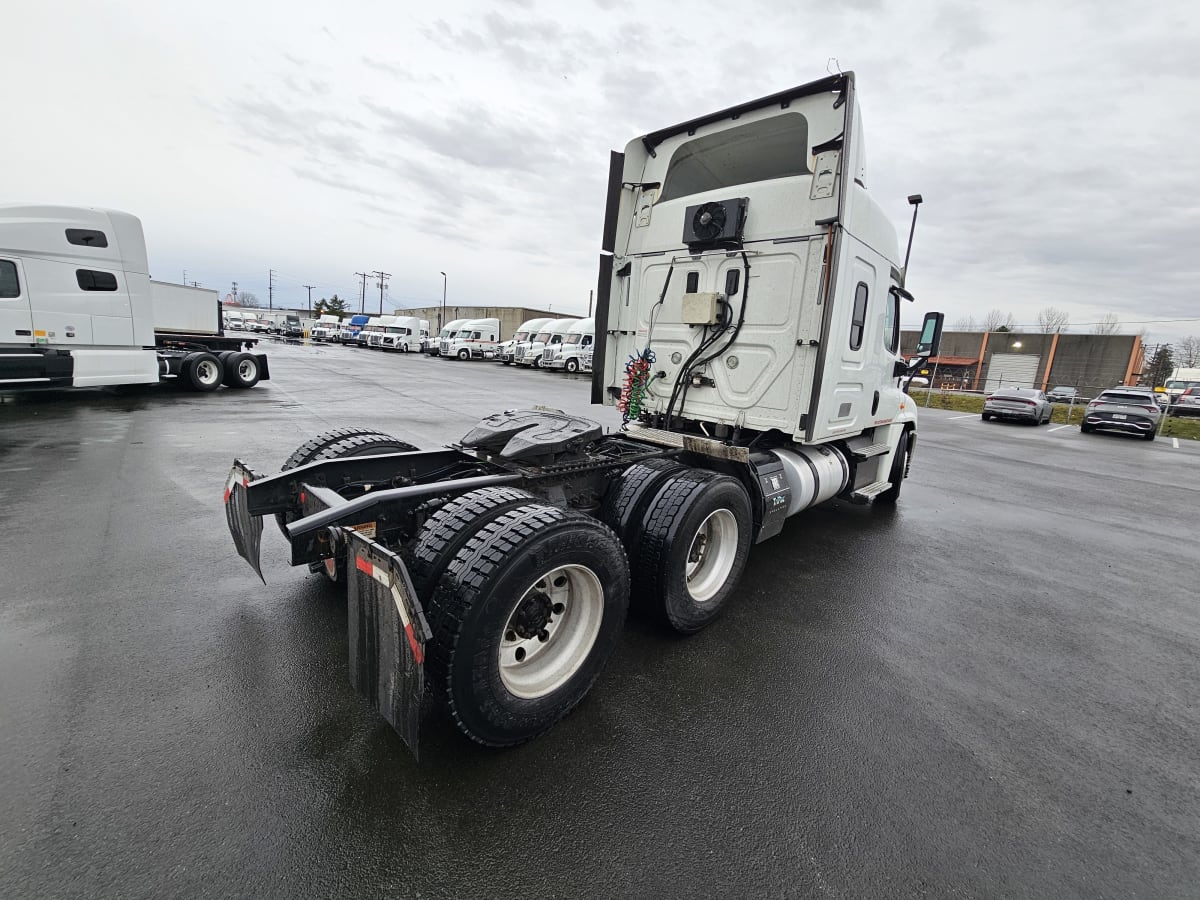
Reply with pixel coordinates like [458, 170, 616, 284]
[849, 282, 868, 350]
[883, 287, 900, 353]
[0, 260, 19, 298]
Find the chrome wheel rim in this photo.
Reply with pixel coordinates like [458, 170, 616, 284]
[685, 509, 738, 603]
[237, 359, 257, 381]
[499, 564, 604, 699]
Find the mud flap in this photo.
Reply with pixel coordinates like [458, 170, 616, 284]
[344, 528, 431, 759]
[224, 460, 265, 583]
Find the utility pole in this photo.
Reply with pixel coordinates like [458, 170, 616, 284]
[372, 271, 391, 315]
[303, 284, 315, 314]
[268, 269, 276, 310]
[183, 268, 188, 284]
[588, 289, 593, 316]
[439, 271, 447, 332]
[355, 272, 369, 314]
[232, 281, 238, 303]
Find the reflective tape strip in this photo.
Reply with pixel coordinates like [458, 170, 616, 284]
[355, 554, 423, 663]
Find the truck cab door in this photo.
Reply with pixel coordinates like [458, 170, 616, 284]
[0, 257, 34, 343]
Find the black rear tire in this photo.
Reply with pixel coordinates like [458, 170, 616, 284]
[275, 429, 418, 542]
[600, 457, 689, 551]
[981, 413, 991, 421]
[222, 352, 261, 388]
[183, 352, 223, 392]
[1145, 429, 1156, 441]
[409, 486, 537, 599]
[634, 472, 752, 634]
[425, 504, 630, 747]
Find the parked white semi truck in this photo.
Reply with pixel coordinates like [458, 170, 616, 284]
[309, 314, 342, 341]
[427, 318, 467, 355]
[379, 316, 423, 352]
[1, 205, 268, 391]
[516, 317, 578, 368]
[442, 317, 501, 360]
[497, 317, 553, 365]
[224, 73, 942, 757]
[544, 317, 595, 373]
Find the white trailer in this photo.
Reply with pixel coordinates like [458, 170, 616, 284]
[544, 317, 594, 373]
[497, 317, 553, 365]
[516, 317, 578, 367]
[442, 317, 501, 360]
[224, 73, 943, 757]
[1, 205, 267, 391]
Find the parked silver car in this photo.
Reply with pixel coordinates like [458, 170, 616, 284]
[982, 388, 1053, 425]
[1045, 385, 1078, 403]
[1080, 388, 1162, 440]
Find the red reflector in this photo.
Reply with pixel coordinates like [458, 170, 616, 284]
[299, 491, 306, 503]
[355, 556, 373, 575]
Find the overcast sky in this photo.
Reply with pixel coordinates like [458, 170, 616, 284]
[5, 0, 1197, 345]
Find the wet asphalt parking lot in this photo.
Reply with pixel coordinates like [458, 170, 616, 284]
[2, 339, 1198, 899]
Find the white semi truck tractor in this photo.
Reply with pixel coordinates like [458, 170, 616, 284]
[498, 317, 553, 365]
[224, 73, 942, 757]
[1, 205, 268, 391]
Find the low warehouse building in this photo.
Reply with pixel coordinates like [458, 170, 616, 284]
[900, 330, 1143, 399]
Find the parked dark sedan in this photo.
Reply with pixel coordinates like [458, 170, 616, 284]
[982, 388, 1053, 424]
[1081, 388, 1162, 440]
[1046, 385, 1078, 403]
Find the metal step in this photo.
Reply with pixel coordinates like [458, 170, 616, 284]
[848, 480, 892, 503]
[848, 441, 890, 460]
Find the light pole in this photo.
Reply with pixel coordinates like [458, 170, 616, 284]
[439, 271, 447, 332]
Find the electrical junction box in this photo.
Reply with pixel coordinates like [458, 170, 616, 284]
[681, 292, 721, 325]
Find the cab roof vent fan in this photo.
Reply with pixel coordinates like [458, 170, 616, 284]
[682, 197, 748, 250]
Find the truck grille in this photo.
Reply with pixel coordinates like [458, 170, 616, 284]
[542, 348, 555, 362]
[439, 340, 450, 353]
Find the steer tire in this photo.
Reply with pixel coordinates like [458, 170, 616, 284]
[223, 352, 261, 388]
[634, 472, 752, 634]
[275, 429, 418, 541]
[565, 358, 579, 374]
[458, 349, 471, 361]
[600, 457, 690, 551]
[876, 431, 912, 505]
[425, 504, 630, 747]
[183, 352, 223, 392]
[409, 486, 537, 600]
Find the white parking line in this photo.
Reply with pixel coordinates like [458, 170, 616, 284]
[1173, 438, 1180, 449]
[948, 414, 976, 420]
[1049, 424, 1073, 432]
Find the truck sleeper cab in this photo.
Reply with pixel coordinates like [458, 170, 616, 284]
[429, 318, 467, 355]
[223, 72, 942, 758]
[499, 317, 553, 365]
[545, 317, 594, 372]
[517, 318, 578, 367]
[379, 316, 422, 352]
[442, 317, 501, 360]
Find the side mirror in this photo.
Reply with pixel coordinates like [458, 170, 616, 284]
[892, 360, 908, 377]
[915, 312, 944, 358]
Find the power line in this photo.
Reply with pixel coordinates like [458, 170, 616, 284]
[372, 270, 391, 316]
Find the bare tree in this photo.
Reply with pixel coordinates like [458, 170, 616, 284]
[1036, 307, 1070, 333]
[1092, 313, 1120, 334]
[982, 309, 1018, 332]
[1175, 335, 1200, 367]
[953, 315, 977, 331]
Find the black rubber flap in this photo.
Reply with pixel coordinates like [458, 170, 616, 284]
[345, 529, 430, 759]
[224, 460, 264, 583]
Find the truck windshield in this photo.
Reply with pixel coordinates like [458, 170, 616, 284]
[660, 113, 811, 202]
[534, 332, 551, 342]
[565, 334, 582, 345]
[512, 332, 527, 342]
